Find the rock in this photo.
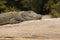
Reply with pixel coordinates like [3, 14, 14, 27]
[0, 18, 60, 39]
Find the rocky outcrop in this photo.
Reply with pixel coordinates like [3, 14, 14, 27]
[0, 18, 60, 40]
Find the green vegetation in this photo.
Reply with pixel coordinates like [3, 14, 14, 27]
[0, 0, 60, 17]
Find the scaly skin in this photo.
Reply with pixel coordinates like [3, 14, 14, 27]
[0, 11, 41, 25]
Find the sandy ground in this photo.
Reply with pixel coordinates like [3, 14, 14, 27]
[0, 38, 60, 40]
[0, 18, 60, 40]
